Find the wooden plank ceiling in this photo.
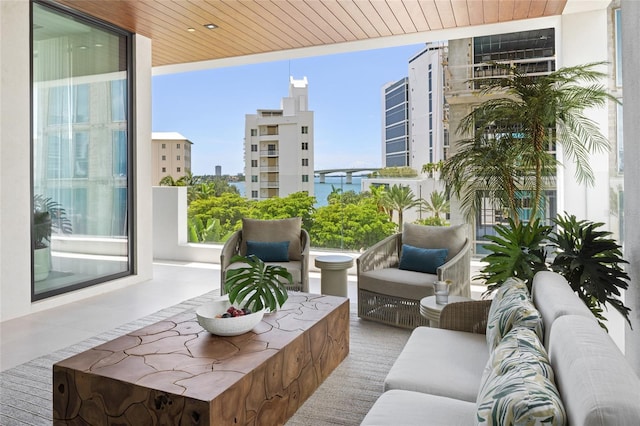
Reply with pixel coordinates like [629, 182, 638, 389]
[53, 0, 567, 67]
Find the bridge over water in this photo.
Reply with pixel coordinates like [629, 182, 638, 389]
[314, 168, 380, 184]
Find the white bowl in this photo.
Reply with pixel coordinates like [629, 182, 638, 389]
[196, 296, 265, 336]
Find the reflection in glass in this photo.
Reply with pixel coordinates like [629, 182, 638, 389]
[32, 2, 132, 299]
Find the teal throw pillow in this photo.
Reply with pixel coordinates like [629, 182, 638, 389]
[246, 240, 290, 262]
[398, 244, 448, 274]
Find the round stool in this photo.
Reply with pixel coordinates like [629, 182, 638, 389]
[314, 255, 354, 297]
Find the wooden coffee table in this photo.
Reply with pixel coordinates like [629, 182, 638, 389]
[53, 293, 349, 425]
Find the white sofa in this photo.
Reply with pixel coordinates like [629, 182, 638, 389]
[361, 271, 640, 425]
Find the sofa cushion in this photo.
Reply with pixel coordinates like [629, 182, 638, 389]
[531, 271, 596, 346]
[402, 223, 466, 262]
[245, 240, 289, 262]
[241, 217, 302, 261]
[384, 326, 489, 402]
[226, 259, 302, 285]
[549, 315, 640, 426]
[477, 328, 567, 425]
[358, 268, 436, 300]
[398, 244, 448, 274]
[361, 390, 476, 426]
[486, 281, 544, 351]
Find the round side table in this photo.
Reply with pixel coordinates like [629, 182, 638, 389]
[420, 295, 473, 328]
[314, 255, 354, 297]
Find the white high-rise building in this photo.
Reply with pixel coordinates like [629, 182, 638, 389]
[408, 43, 448, 169]
[380, 43, 448, 171]
[244, 77, 314, 200]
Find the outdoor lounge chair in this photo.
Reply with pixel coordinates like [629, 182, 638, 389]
[220, 217, 310, 293]
[357, 223, 471, 328]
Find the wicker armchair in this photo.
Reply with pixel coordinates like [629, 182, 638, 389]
[220, 218, 310, 293]
[357, 223, 471, 329]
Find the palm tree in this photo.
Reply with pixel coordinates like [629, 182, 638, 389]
[381, 184, 422, 232]
[424, 190, 450, 220]
[445, 61, 617, 222]
[442, 132, 543, 224]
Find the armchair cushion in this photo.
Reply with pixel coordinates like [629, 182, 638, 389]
[246, 240, 290, 262]
[241, 217, 302, 261]
[398, 244, 448, 274]
[402, 223, 466, 262]
[226, 259, 302, 286]
[359, 268, 436, 300]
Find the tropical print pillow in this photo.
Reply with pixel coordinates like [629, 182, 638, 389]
[486, 289, 544, 351]
[477, 328, 566, 425]
[492, 277, 530, 301]
[484, 327, 555, 380]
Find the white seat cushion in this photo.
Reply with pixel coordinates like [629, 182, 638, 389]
[358, 268, 436, 300]
[226, 260, 302, 285]
[384, 326, 489, 402]
[361, 390, 476, 426]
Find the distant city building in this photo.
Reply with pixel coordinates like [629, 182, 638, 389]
[408, 43, 448, 168]
[381, 78, 409, 167]
[215, 165, 222, 177]
[381, 43, 448, 170]
[151, 132, 192, 185]
[244, 76, 314, 200]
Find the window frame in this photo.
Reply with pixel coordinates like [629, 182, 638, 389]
[30, 0, 135, 301]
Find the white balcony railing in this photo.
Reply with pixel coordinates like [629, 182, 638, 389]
[260, 150, 278, 156]
[260, 166, 279, 172]
[445, 57, 555, 96]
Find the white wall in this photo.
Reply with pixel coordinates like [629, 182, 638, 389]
[622, 0, 640, 373]
[152, 186, 222, 263]
[0, 2, 154, 321]
[557, 8, 611, 226]
[1, 0, 32, 321]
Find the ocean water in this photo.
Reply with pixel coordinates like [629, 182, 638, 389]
[231, 176, 363, 207]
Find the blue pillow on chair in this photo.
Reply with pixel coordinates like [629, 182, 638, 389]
[398, 244, 448, 274]
[246, 240, 290, 262]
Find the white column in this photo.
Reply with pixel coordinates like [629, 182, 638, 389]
[622, 0, 640, 373]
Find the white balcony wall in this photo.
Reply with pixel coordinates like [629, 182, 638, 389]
[152, 186, 358, 275]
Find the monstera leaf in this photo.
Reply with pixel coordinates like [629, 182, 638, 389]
[550, 213, 631, 330]
[478, 218, 552, 295]
[224, 255, 291, 312]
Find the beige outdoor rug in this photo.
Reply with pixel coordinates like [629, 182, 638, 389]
[0, 291, 410, 425]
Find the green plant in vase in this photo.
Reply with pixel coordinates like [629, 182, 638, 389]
[224, 254, 292, 312]
[33, 195, 72, 281]
[549, 213, 631, 330]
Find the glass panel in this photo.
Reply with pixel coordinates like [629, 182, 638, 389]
[32, 2, 132, 299]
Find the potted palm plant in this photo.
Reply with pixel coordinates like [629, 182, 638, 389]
[33, 195, 72, 281]
[224, 254, 292, 312]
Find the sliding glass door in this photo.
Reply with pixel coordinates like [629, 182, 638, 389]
[31, 1, 133, 300]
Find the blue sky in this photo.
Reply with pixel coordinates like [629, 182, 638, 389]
[152, 43, 425, 176]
